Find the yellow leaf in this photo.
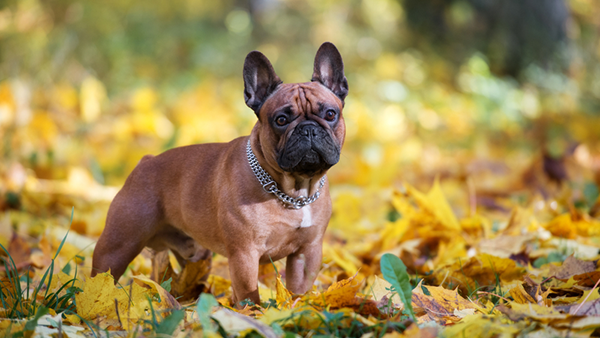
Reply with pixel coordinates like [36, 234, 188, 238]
[208, 274, 232, 298]
[275, 275, 292, 306]
[322, 242, 359, 275]
[544, 213, 577, 239]
[258, 307, 298, 326]
[509, 284, 536, 304]
[132, 275, 181, 311]
[75, 272, 156, 329]
[314, 274, 363, 308]
[577, 288, 600, 304]
[498, 302, 566, 322]
[435, 253, 525, 294]
[380, 218, 410, 251]
[48, 271, 82, 297]
[131, 87, 157, 112]
[443, 313, 523, 338]
[405, 178, 460, 230]
[80, 76, 105, 122]
[365, 275, 402, 306]
[211, 308, 278, 338]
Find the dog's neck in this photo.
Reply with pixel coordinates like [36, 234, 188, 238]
[248, 136, 325, 199]
[280, 172, 326, 198]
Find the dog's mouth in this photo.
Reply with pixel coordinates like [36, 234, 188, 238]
[277, 123, 340, 176]
[288, 149, 334, 175]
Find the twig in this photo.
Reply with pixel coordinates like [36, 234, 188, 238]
[572, 277, 600, 315]
[477, 291, 511, 303]
[115, 298, 123, 329]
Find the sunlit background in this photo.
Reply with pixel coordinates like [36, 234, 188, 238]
[1, 0, 600, 259]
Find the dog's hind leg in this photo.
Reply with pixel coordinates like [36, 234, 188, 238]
[92, 188, 160, 282]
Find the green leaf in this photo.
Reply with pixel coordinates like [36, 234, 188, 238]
[155, 309, 185, 335]
[196, 293, 219, 337]
[161, 277, 172, 292]
[61, 263, 72, 275]
[24, 306, 49, 332]
[380, 253, 416, 321]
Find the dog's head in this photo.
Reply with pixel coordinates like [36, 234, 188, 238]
[243, 42, 348, 177]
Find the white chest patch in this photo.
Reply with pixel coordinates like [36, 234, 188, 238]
[300, 206, 313, 228]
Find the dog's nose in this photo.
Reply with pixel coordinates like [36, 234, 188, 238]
[299, 123, 318, 137]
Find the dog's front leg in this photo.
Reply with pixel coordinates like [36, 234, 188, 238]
[286, 241, 323, 295]
[228, 250, 260, 307]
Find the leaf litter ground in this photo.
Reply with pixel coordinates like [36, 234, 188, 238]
[1, 170, 600, 337]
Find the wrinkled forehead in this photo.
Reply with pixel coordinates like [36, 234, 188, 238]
[260, 82, 343, 116]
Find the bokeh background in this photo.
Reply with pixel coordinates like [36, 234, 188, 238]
[1, 0, 600, 251]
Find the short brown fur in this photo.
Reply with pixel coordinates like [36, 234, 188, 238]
[92, 42, 347, 306]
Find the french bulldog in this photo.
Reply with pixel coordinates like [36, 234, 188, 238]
[92, 42, 348, 306]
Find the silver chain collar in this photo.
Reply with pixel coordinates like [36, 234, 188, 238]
[246, 139, 326, 209]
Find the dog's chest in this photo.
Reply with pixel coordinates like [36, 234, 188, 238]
[299, 206, 313, 228]
[258, 205, 322, 263]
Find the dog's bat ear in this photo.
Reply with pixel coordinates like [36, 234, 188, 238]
[243, 51, 282, 116]
[311, 42, 348, 103]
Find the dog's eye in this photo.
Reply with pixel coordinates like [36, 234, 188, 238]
[325, 110, 337, 121]
[275, 116, 288, 126]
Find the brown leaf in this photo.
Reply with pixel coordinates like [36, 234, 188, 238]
[347, 297, 384, 319]
[550, 255, 597, 280]
[1, 232, 32, 273]
[478, 234, 532, 258]
[150, 249, 212, 303]
[412, 284, 477, 325]
[573, 271, 600, 287]
[497, 302, 566, 322]
[435, 254, 525, 294]
[570, 298, 600, 316]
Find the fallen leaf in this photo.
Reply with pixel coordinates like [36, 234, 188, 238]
[478, 234, 532, 258]
[366, 275, 402, 306]
[212, 308, 278, 338]
[275, 274, 292, 306]
[509, 283, 536, 304]
[443, 313, 523, 338]
[133, 274, 181, 310]
[549, 255, 597, 280]
[405, 179, 461, 231]
[151, 249, 211, 302]
[497, 302, 566, 322]
[412, 284, 477, 324]
[312, 273, 363, 308]
[435, 253, 525, 293]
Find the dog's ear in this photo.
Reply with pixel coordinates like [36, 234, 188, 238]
[311, 42, 348, 103]
[243, 51, 282, 116]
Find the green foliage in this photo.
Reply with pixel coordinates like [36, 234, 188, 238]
[154, 309, 184, 335]
[380, 253, 416, 322]
[0, 208, 78, 319]
[196, 292, 219, 336]
[23, 306, 50, 333]
[161, 277, 173, 293]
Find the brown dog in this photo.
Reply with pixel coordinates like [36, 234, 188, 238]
[92, 42, 348, 306]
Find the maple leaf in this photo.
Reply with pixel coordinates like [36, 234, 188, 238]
[435, 253, 525, 294]
[311, 273, 363, 308]
[75, 272, 180, 330]
[275, 274, 293, 307]
[405, 179, 460, 231]
[412, 283, 478, 325]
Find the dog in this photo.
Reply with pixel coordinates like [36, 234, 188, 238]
[92, 42, 348, 306]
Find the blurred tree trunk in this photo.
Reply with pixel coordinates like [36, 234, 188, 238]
[403, 0, 570, 77]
